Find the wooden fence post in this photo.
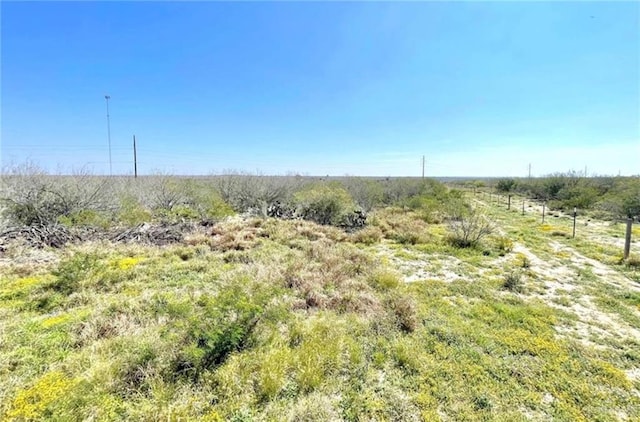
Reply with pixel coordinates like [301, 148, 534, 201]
[624, 218, 633, 260]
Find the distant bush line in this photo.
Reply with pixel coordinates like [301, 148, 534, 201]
[0, 165, 454, 232]
[471, 173, 640, 220]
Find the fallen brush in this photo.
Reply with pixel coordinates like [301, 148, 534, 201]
[108, 222, 192, 245]
[0, 221, 194, 249]
[0, 223, 81, 249]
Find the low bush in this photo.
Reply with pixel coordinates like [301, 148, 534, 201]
[369, 208, 429, 244]
[625, 255, 640, 269]
[117, 195, 152, 226]
[58, 209, 112, 229]
[213, 173, 300, 214]
[446, 207, 494, 248]
[492, 235, 514, 256]
[293, 182, 357, 226]
[350, 226, 383, 245]
[369, 270, 401, 291]
[1, 165, 112, 227]
[503, 271, 525, 293]
[515, 253, 531, 269]
[387, 294, 419, 333]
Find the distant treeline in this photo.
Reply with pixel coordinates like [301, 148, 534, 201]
[481, 174, 640, 219]
[2, 163, 639, 230]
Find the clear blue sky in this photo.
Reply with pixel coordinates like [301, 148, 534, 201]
[2, 1, 638, 177]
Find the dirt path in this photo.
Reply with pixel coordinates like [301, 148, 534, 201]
[512, 241, 640, 350]
[473, 197, 640, 354]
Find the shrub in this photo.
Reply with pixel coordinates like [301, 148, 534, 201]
[446, 207, 494, 248]
[0, 164, 112, 226]
[387, 294, 419, 333]
[57, 209, 112, 229]
[369, 270, 401, 291]
[503, 271, 525, 293]
[118, 195, 152, 226]
[350, 226, 383, 245]
[599, 180, 640, 219]
[213, 172, 300, 214]
[343, 178, 385, 212]
[51, 253, 102, 294]
[200, 194, 235, 220]
[496, 178, 517, 193]
[293, 183, 357, 226]
[169, 285, 265, 381]
[148, 174, 187, 212]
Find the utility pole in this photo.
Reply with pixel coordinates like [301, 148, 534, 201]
[105, 95, 112, 176]
[133, 135, 138, 179]
[421, 155, 425, 180]
[528, 163, 531, 179]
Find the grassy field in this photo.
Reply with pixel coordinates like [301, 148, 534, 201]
[1, 185, 639, 421]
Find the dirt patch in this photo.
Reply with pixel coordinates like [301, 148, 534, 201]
[372, 243, 470, 283]
[505, 241, 640, 351]
[549, 241, 640, 292]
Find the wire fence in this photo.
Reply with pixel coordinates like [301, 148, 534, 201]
[471, 189, 637, 261]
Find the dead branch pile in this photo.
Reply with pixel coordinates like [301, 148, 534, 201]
[108, 222, 192, 245]
[0, 224, 81, 249]
[0, 221, 196, 249]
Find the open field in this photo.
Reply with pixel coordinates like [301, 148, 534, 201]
[1, 175, 639, 421]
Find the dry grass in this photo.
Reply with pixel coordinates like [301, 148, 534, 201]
[1, 202, 639, 421]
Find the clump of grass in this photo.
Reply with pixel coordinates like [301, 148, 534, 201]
[492, 235, 514, 256]
[369, 208, 429, 244]
[502, 271, 525, 293]
[551, 230, 570, 238]
[369, 270, 401, 291]
[514, 253, 531, 269]
[392, 228, 428, 245]
[209, 221, 260, 251]
[539, 224, 553, 232]
[350, 225, 383, 245]
[387, 294, 419, 333]
[173, 247, 195, 261]
[51, 252, 102, 294]
[625, 255, 640, 268]
[222, 250, 253, 264]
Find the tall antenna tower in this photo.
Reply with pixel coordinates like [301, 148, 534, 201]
[105, 95, 112, 176]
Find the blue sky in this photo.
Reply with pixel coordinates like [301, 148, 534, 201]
[2, 1, 638, 177]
